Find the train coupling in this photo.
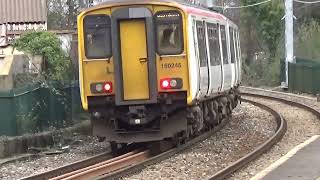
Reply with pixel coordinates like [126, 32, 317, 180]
[128, 105, 148, 125]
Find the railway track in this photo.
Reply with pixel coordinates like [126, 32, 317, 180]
[21, 152, 114, 180]
[22, 90, 320, 180]
[78, 116, 232, 180]
[208, 91, 320, 180]
[22, 113, 231, 180]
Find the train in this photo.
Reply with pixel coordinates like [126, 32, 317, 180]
[77, 0, 241, 150]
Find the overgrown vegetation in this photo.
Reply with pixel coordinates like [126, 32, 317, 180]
[296, 20, 320, 62]
[239, 0, 320, 87]
[11, 32, 78, 133]
[239, 0, 284, 86]
[241, 0, 284, 60]
[13, 32, 71, 81]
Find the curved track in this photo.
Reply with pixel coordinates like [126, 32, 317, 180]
[64, 95, 289, 180]
[23, 90, 320, 180]
[209, 92, 320, 180]
[22, 114, 231, 180]
[21, 152, 113, 180]
[209, 96, 287, 180]
[98, 116, 231, 179]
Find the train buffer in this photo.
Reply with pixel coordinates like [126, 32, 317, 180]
[252, 135, 320, 180]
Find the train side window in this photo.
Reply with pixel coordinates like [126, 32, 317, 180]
[220, 25, 228, 64]
[196, 21, 207, 67]
[237, 31, 241, 60]
[229, 27, 235, 63]
[207, 23, 221, 66]
[235, 30, 239, 61]
[155, 10, 184, 55]
[84, 15, 112, 59]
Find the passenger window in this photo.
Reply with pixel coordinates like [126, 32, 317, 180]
[207, 23, 221, 66]
[229, 27, 235, 63]
[84, 15, 112, 59]
[220, 25, 228, 64]
[235, 30, 239, 62]
[196, 21, 207, 67]
[155, 11, 183, 55]
[237, 31, 241, 60]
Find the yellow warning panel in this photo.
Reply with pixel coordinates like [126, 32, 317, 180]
[120, 19, 150, 100]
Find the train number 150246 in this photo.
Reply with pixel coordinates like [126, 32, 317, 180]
[161, 63, 182, 69]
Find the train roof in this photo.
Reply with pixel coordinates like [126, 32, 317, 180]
[82, 0, 232, 24]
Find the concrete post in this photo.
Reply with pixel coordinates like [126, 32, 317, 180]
[283, 0, 295, 88]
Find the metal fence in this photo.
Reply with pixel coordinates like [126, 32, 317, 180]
[0, 81, 84, 136]
[282, 58, 320, 94]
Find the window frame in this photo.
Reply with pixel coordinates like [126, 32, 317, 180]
[229, 27, 236, 64]
[154, 10, 184, 55]
[220, 25, 229, 64]
[207, 22, 221, 66]
[196, 20, 208, 67]
[83, 14, 112, 59]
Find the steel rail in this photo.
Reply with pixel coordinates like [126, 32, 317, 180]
[23, 92, 320, 180]
[209, 92, 320, 180]
[44, 117, 231, 180]
[209, 97, 287, 180]
[22, 112, 231, 180]
[241, 92, 320, 118]
[21, 152, 113, 180]
[97, 116, 232, 180]
[52, 150, 150, 180]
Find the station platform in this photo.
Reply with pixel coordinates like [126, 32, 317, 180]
[252, 135, 320, 180]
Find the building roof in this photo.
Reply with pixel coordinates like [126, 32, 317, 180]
[0, 0, 47, 24]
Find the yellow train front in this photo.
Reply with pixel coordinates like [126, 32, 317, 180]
[78, 0, 241, 145]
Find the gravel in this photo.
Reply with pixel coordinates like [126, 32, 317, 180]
[122, 102, 277, 180]
[0, 135, 109, 180]
[229, 95, 320, 180]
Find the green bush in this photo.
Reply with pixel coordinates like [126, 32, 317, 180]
[296, 20, 320, 61]
[242, 59, 281, 87]
[13, 32, 71, 81]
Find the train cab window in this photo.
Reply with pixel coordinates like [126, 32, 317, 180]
[84, 15, 112, 59]
[155, 11, 183, 55]
[220, 25, 228, 64]
[196, 21, 208, 67]
[207, 23, 221, 66]
[229, 27, 235, 63]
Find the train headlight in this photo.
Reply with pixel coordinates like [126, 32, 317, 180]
[170, 79, 177, 88]
[160, 78, 183, 90]
[161, 79, 170, 89]
[95, 84, 103, 92]
[103, 82, 113, 93]
[91, 82, 113, 94]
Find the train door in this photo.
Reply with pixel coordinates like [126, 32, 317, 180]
[234, 29, 240, 85]
[220, 24, 231, 90]
[229, 27, 237, 87]
[196, 20, 210, 97]
[112, 7, 157, 105]
[236, 31, 242, 83]
[207, 22, 222, 94]
[120, 20, 149, 100]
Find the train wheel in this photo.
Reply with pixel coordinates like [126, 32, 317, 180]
[98, 136, 106, 142]
[110, 142, 127, 155]
[213, 100, 220, 125]
[110, 141, 119, 154]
